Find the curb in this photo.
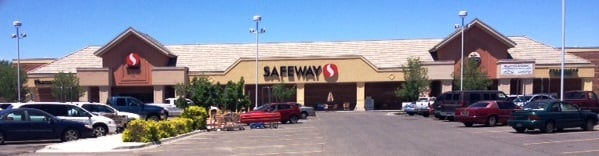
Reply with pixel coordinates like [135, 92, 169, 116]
[113, 129, 207, 150]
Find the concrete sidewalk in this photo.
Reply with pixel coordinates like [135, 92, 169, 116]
[36, 130, 203, 153]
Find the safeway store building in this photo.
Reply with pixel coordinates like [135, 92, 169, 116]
[26, 19, 595, 111]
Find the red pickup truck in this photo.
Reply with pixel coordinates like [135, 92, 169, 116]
[564, 90, 599, 113]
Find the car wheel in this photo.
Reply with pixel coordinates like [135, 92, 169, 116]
[301, 112, 308, 119]
[62, 129, 80, 142]
[447, 116, 455, 121]
[464, 123, 473, 127]
[93, 125, 108, 137]
[147, 115, 160, 121]
[422, 113, 430, 117]
[289, 116, 299, 124]
[407, 112, 415, 116]
[542, 121, 555, 133]
[514, 128, 526, 133]
[486, 116, 497, 127]
[0, 131, 4, 145]
[582, 119, 595, 131]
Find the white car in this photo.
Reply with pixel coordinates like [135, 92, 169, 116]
[75, 103, 141, 131]
[9, 102, 118, 137]
[512, 94, 556, 107]
[406, 97, 435, 117]
[146, 98, 190, 117]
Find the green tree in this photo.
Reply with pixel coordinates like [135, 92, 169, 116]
[453, 58, 492, 90]
[174, 83, 191, 108]
[51, 72, 83, 102]
[188, 76, 223, 109]
[0, 60, 27, 102]
[272, 81, 296, 102]
[221, 80, 238, 112]
[395, 57, 430, 102]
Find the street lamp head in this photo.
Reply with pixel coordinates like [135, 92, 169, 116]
[13, 21, 22, 27]
[11, 34, 17, 38]
[454, 24, 461, 29]
[458, 11, 468, 17]
[21, 33, 27, 38]
[249, 28, 256, 33]
[259, 28, 266, 33]
[253, 15, 262, 22]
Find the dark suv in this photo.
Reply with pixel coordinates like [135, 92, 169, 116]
[433, 90, 508, 121]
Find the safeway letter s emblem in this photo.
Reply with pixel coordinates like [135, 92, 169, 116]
[126, 53, 141, 67]
[323, 64, 338, 79]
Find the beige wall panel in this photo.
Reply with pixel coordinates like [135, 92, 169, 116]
[153, 86, 164, 103]
[26, 77, 55, 88]
[426, 64, 454, 80]
[296, 83, 305, 105]
[78, 71, 111, 86]
[355, 82, 365, 111]
[498, 79, 511, 95]
[152, 70, 186, 85]
[534, 67, 594, 78]
[203, 58, 406, 84]
[583, 78, 593, 91]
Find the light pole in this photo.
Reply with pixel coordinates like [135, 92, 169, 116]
[11, 21, 27, 102]
[560, 0, 565, 100]
[459, 11, 468, 91]
[250, 15, 266, 109]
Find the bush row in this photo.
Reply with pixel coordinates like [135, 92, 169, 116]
[122, 106, 208, 143]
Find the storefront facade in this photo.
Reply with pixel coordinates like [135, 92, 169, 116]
[26, 19, 595, 110]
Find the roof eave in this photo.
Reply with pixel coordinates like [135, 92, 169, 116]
[93, 27, 177, 58]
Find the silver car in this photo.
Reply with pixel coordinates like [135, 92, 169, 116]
[296, 103, 316, 119]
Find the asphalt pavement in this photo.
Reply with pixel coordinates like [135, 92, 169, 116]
[15, 111, 599, 156]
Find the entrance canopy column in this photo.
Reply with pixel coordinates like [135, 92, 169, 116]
[441, 80, 452, 93]
[583, 78, 593, 91]
[296, 83, 305, 105]
[498, 79, 511, 95]
[80, 87, 90, 102]
[154, 86, 165, 104]
[99, 86, 111, 104]
[355, 82, 365, 111]
[523, 79, 533, 95]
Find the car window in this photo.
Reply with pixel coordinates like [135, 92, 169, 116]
[451, 93, 459, 101]
[418, 98, 428, 102]
[589, 92, 597, 100]
[0, 104, 11, 109]
[129, 98, 143, 107]
[22, 105, 68, 116]
[82, 104, 96, 112]
[27, 109, 52, 122]
[277, 104, 291, 110]
[1, 110, 25, 121]
[468, 102, 488, 108]
[66, 106, 91, 117]
[560, 103, 578, 112]
[96, 105, 115, 113]
[469, 93, 481, 104]
[523, 102, 549, 110]
[116, 98, 127, 106]
[498, 102, 517, 109]
[565, 92, 585, 99]
[549, 103, 561, 112]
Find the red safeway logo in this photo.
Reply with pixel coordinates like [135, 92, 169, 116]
[126, 53, 141, 67]
[323, 64, 338, 79]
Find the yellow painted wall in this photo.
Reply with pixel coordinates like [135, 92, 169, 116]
[534, 67, 594, 78]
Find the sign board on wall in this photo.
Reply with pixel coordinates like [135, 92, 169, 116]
[500, 64, 533, 76]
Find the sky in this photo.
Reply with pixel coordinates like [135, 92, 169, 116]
[0, 0, 597, 60]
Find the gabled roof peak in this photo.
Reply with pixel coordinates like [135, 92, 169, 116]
[93, 27, 176, 58]
[429, 18, 517, 52]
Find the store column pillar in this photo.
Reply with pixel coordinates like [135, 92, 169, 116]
[523, 79, 533, 95]
[355, 82, 365, 111]
[441, 80, 452, 93]
[582, 78, 593, 91]
[79, 86, 90, 102]
[498, 79, 511, 95]
[154, 86, 164, 103]
[296, 83, 305, 105]
[99, 86, 111, 104]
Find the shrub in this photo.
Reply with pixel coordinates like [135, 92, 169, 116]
[181, 106, 208, 119]
[122, 120, 159, 143]
[156, 120, 176, 138]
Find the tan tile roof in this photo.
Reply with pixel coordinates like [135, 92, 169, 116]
[29, 37, 590, 74]
[508, 36, 589, 64]
[29, 46, 102, 74]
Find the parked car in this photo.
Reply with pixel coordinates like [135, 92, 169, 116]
[252, 103, 301, 124]
[106, 96, 168, 120]
[512, 94, 556, 107]
[406, 97, 435, 117]
[295, 103, 315, 119]
[0, 103, 12, 110]
[9, 102, 118, 137]
[0, 108, 94, 144]
[508, 100, 598, 133]
[434, 90, 509, 121]
[563, 90, 599, 113]
[146, 98, 189, 117]
[75, 103, 141, 131]
[455, 100, 519, 127]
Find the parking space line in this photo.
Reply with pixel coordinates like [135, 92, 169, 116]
[236, 143, 325, 149]
[470, 130, 515, 134]
[562, 149, 599, 155]
[524, 138, 599, 146]
[254, 150, 323, 156]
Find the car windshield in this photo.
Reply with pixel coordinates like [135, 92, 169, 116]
[564, 92, 585, 99]
[523, 101, 549, 110]
[513, 96, 532, 102]
[255, 104, 270, 111]
[468, 102, 489, 108]
[417, 98, 428, 102]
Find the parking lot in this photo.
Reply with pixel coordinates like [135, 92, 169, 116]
[18, 111, 599, 156]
